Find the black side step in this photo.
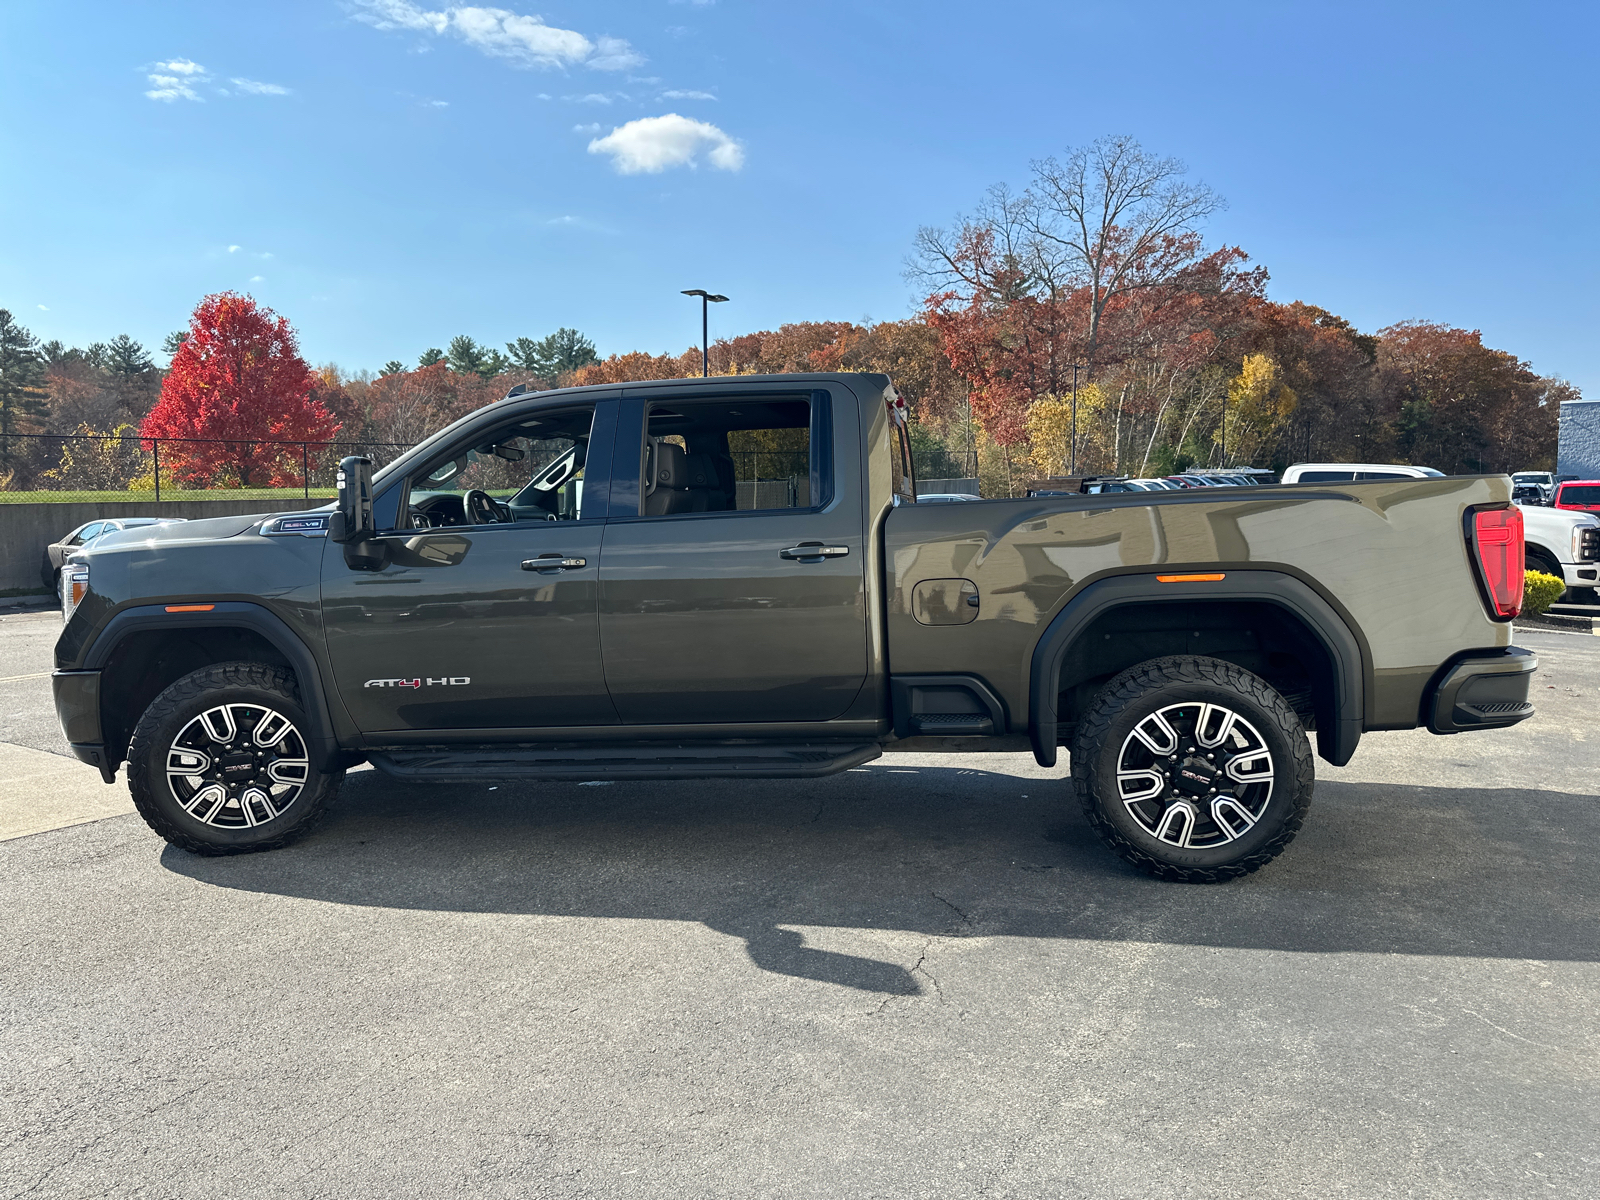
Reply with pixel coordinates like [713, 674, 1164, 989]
[366, 741, 883, 782]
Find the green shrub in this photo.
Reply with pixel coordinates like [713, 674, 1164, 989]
[1522, 570, 1566, 616]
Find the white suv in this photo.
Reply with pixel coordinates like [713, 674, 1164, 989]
[1281, 462, 1445, 483]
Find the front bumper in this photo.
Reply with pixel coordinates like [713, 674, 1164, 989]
[52, 669, 116, 782]
[1561, 561, 1599, 591]
[1427, 647, 1537, 734]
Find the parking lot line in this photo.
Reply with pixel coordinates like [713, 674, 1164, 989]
[0, 742, 134, 841]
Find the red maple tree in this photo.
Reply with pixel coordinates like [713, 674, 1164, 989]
[140, 293, 339, 487]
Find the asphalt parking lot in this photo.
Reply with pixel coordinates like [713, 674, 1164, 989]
[1, 606, 1596, 1198]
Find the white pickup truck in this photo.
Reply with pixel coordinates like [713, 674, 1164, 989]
[1520, 500, 1600, 601]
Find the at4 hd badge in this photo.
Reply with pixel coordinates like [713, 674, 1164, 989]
[364, 676, 471, 688]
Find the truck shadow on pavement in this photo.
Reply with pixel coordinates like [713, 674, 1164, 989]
[163, 762, 1600, 995]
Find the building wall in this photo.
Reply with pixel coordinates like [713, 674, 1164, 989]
[2, 499, 325, 594]
[1557, 399, 1600, 479]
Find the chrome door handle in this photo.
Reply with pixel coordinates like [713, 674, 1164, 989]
[780, 543, 849, 560]
[522, 555, 588, 572]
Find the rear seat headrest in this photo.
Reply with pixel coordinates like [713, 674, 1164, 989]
[653, 442, 717, 490]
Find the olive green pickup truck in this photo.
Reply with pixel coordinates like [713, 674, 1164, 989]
[53, 373, 1537, 881]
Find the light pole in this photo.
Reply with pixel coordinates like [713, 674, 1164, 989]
[681, 289, 729, 377]
[1066, 362, 1086, 474]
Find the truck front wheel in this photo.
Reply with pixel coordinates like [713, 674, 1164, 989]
[1071, 655, 1315, 883]
[127, 662, 343, 856]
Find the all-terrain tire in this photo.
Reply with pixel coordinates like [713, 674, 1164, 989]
[1071, 655, 1315, 883]
[127, 662, 342, 856]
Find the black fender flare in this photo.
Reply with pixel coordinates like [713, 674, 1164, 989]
[84, 601, 345, 771]
[1027, 570, 1367, 769]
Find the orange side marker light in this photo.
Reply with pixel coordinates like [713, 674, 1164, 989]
[165, 604, 216, 612]
[1155, 573, 1226, 583]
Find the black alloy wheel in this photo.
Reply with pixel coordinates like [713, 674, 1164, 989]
[1072, 655, 1315, 883]
[128, 662, 342, 855]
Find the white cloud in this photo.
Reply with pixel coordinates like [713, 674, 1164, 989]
[661, 89, 715, 100]
[566, 92, 615, 104]
[145, 57, 209, 101]
[249, 275, 266, 283]
[145, 68, 206, 102]
[547, 215, 577, 225]
[37, 304, 48, 311]
[588, 35, 643, 71]
[428, 98, 449, 107]
[228, 245, 241, 253]
[144, 58, 289, 102]
[231, 78, 291, 95]
[351, 2, 643, 71]
[572, 123, 601, 134]
[587, 113, 742, 174]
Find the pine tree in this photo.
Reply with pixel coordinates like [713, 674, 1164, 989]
[104, 334, 154, 379]
[507, 328, 598, 381]
[418, 347, 444, 368]
[445, 335, 509, 378]
[381, 360, 406, 377]
[0, 310, 48, 469]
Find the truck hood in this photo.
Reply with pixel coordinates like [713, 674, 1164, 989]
[1520, 503, 1599, 532]
[92, 511, 298, 551]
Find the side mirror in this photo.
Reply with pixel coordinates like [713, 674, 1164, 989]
[329, 456, 375, 544]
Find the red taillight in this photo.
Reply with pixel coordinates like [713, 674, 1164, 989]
[1471, 506, 1524, 619]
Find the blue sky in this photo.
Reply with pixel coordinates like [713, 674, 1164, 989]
[2, 1, 1596, 393]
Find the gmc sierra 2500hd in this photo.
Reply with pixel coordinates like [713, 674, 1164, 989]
[52, 373, 1538, 882]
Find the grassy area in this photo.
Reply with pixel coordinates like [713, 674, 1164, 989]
[0, 489, 336, 504]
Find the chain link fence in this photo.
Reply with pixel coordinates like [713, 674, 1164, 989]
[0, 433, 416, 503]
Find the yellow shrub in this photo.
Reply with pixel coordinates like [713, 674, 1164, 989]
[1522, 570, 1566, 616]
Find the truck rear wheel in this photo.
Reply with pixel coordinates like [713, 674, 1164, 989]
[1071, 655, 1314, 883]
[127, 662, 342, 856]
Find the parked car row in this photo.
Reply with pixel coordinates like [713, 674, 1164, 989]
[1510, 471, 1600, 513]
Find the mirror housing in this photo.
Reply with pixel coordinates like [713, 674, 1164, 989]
[330, 456, 375, 544]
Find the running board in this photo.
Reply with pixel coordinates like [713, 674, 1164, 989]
[366, 741, 883, 782]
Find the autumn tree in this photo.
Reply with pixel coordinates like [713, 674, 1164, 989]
[139, 293, 340, 487]
[1378, 322, 1560, 473]
[1026, 136, 1224, 379]
[1218, 355, 1297, 465]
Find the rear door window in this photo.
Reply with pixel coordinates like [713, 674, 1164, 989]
[1296, 471, 1356, 483]
[638, 394, 823, 516]
[1560, 485, 1600, 506]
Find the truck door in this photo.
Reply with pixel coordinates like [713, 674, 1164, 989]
[321, 401, 618, 734]
[598, 388, 870, 724]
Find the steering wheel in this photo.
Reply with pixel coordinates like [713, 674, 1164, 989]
[463, 489, 510, 525]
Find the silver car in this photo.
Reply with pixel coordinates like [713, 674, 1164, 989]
[41, 518, 187, 597]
